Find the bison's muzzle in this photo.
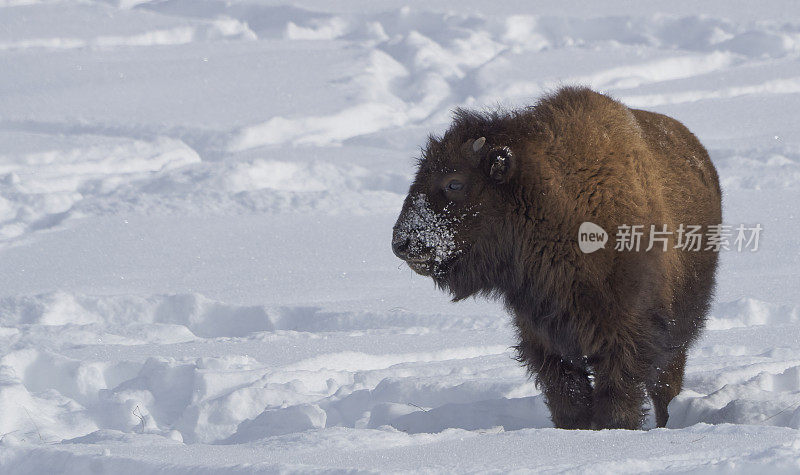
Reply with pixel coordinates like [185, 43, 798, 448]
[392, 193, 462, 278]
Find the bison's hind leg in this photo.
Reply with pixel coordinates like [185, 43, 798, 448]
[646, 349, 687, 428]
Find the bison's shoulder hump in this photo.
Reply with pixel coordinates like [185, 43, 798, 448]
[535, 86, 629, 122]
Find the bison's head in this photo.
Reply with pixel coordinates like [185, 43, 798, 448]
[392, 131, 518, 297]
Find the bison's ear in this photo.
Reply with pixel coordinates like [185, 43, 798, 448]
[488, 146, 515, 183]
[462, 137, 485, 168]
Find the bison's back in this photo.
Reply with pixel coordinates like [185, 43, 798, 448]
[533, 87, 721, 229]
[632, 108, 722, 230]
[530, 87, 721, 347]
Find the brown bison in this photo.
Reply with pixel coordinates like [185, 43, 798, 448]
[391, 86, 721, 430]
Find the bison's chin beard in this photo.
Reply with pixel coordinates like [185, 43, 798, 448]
[404, 253, 460, 281]
[406, 260, 434, 277]
[406, 258, 450, 279]
[439, 254, 493, 302]
[405, 252, 484, 302]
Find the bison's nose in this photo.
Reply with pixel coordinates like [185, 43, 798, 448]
[392, 237, 411, 259]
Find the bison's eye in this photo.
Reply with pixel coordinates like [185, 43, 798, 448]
[446, 180, 464, 191]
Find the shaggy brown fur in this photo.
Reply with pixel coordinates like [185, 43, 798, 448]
[391, 86, 721, 430]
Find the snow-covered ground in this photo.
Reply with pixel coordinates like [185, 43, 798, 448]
[1, 0, 800, 472]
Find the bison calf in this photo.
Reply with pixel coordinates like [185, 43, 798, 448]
[392, 86, 721, 430]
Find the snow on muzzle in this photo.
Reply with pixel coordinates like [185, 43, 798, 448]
[392, 193, 461, 275]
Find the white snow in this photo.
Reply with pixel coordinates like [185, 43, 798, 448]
[1, 0, 800, 473]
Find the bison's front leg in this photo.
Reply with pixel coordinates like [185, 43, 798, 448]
[518, 340, 593, 429]
[590, 348, 648, 430]
[538, 355, 594, 429]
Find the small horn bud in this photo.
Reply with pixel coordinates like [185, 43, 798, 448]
[472, 137, 486, 152]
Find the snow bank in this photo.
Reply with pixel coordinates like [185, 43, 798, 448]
[709, 298, 800, 330]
